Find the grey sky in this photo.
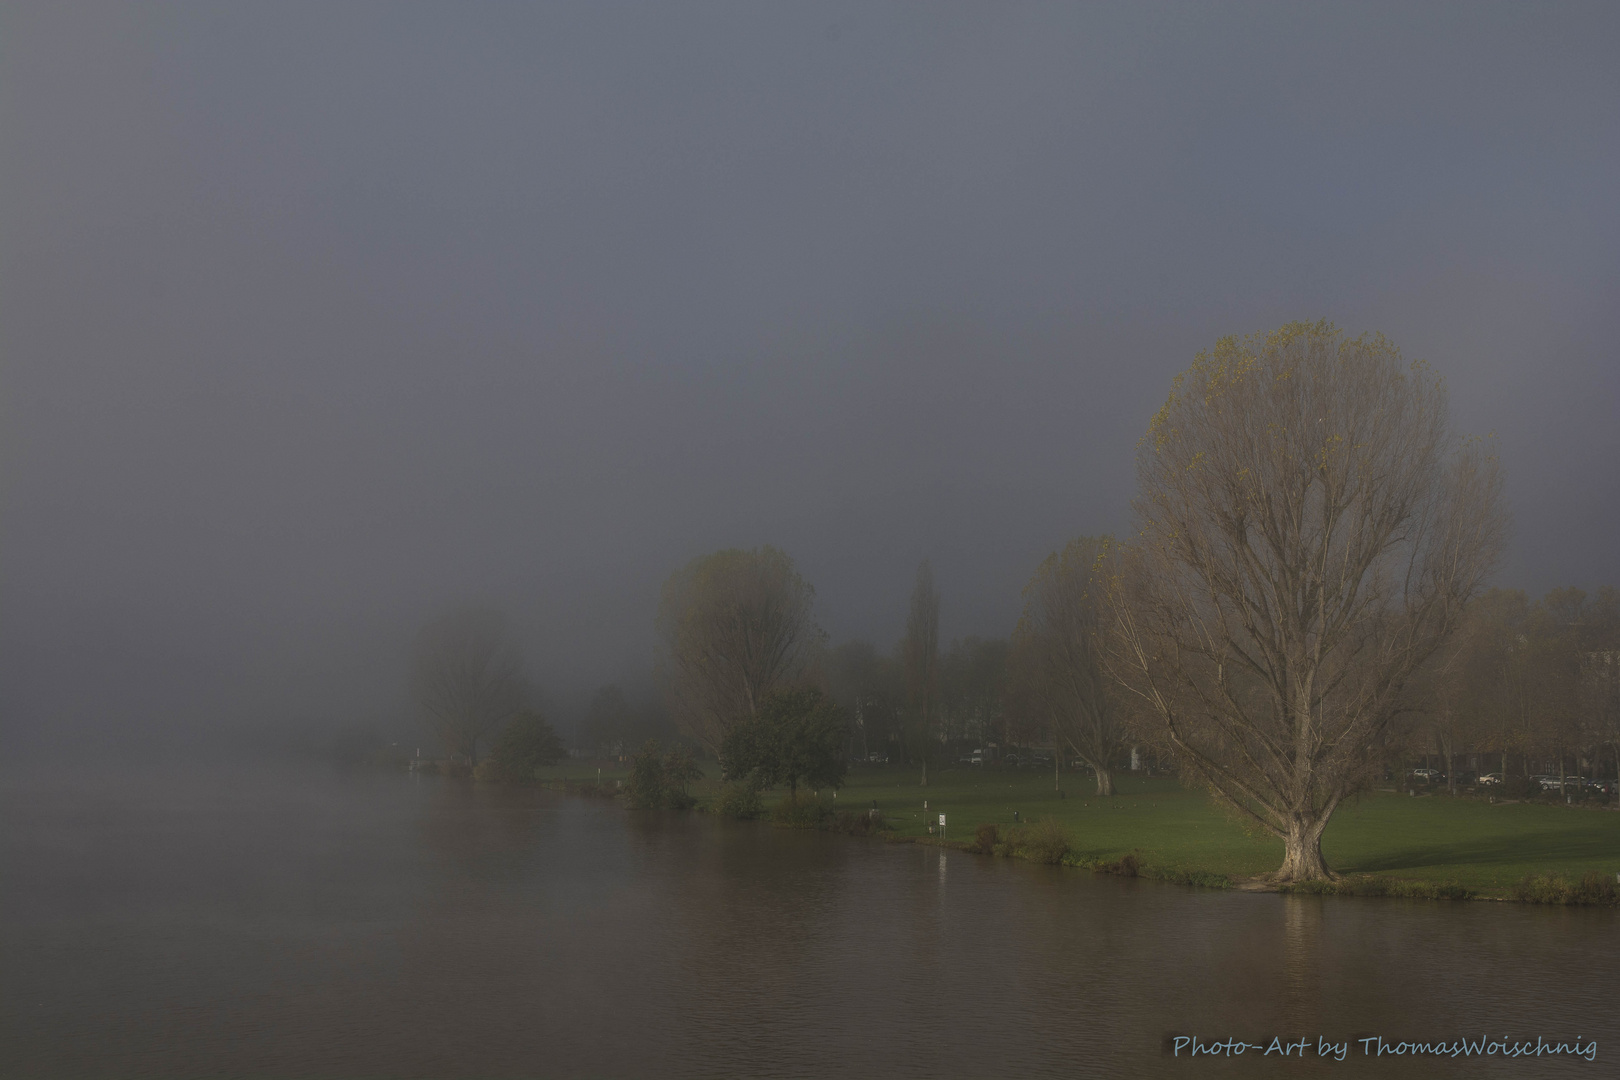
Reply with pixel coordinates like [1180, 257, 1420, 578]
[3, 3, 1617, 745]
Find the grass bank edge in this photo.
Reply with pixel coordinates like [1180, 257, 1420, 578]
[534, 765, 1619, 907]
[864, 821, 1619, 905]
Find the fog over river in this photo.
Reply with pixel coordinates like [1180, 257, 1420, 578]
[1, 762, 1611, 1079]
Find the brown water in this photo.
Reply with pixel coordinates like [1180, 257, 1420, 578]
[1, 762, 1613, 1078]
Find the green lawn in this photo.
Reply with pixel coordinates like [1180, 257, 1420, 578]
[538, 761, 1620, 897]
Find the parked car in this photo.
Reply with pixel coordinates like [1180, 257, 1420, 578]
[866, 753, 889, 765]
[1540, 776, 1585, 791]
[1003, 754, 1024, 767]
[1410, 768, 1441, 783]
[1477, 772, 1502, 786]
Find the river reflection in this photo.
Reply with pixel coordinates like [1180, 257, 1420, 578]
[2, 762, 1613, 1078]
[1282, 895, 1321, 1032]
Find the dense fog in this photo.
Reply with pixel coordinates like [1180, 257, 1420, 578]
[3, 3, 1617, 755]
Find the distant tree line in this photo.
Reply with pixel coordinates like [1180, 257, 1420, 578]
[1417, 586, 1620, 793]
[647, 544, 1129, 797]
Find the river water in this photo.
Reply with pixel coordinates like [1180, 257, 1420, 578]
[1, 762, 1613, 1078]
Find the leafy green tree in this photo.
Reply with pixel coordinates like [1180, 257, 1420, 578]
[720, 687, 849, 797]
[625, 741, 669, 809]
[624, 740, 701, 809]
[490, 709, 565, 781]
[662, 744, 703, 804]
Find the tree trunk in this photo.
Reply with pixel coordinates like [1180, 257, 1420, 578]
[1435, 730, 1450, 794]
[1054, 753, 1060, 791]
[1095, 766, 1114, 796]
[920, 751, 928, 787]
[1277, 814, 1332, 881]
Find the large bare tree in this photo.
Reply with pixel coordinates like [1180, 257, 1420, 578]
[1012, 537, 1130, 796]
[410, 607, 526, 765]
[1106, 321, 1506, 881]
[902, 560, 940, 786]
[657, 546, 819, 754]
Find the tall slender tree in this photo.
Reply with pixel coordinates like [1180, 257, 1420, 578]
[902, 560, 940, 786]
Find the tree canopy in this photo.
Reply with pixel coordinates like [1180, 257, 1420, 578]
[719, 687, 849, 797]
[624, 740, 703, 810]
[490, 709, 565, 781]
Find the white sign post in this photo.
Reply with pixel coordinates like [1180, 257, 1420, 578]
[938, 813, 946, 842]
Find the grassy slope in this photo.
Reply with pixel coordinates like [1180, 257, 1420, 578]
[538, 762, 1620, 896]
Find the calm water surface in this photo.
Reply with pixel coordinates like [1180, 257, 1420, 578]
[2, 762, 1613, 1078]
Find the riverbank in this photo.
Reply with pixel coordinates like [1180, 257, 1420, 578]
[538, 761, 1620, 901]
